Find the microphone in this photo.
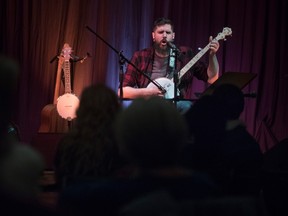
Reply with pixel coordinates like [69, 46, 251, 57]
[169, 47, 176, 69]
[167, 41, 180, 53]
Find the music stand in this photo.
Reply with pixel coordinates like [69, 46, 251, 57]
[200, 72, 257, 97]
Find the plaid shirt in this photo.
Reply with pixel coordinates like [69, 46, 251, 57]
[122, 46, 208, 99]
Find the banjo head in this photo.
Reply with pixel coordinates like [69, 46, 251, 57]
[147, 77, 175, 99]
[57, 93, 80, 121]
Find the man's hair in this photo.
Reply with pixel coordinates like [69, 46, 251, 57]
[152, 17, 174, 32]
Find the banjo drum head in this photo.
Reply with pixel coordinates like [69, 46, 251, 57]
[57, 93, 79, 121]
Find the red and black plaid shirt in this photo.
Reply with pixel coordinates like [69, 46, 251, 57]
[122, 46, 208, 99]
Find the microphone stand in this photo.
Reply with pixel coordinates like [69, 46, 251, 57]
[85, 25, 166, 102]
[169, 47, 179, 108]
[118, 51, 125, 101]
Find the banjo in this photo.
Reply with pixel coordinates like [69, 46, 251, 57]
[147, 27, 232, 98]
[56, 43, 80, 121]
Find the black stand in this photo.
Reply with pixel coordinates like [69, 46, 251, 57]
[200, 72, 257, 97]
[49, 52, 90, 64]
[85, 25, 167, 102]
[169, 47, 179, 107]
[118, 51, 125, 101]
[67, 121, 72, 131]
[49, 52, 90, 92]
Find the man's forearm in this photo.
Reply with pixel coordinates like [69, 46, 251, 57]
[207, 54, 219, 83]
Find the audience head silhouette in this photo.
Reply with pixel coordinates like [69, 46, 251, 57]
[212, 84, 244, 120]
[76, 84, 121, 125]
[115, 97, 188, 169]
[184, 95, 226, 146]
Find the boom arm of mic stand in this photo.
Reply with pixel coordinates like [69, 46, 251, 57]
[85, 25, 166, 94]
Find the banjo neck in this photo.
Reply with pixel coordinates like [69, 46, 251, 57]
[63, 59, 72, 94]
[177, 44, 210, 80]
[61, 43, 73, 94]
[173, 27, 232, 82]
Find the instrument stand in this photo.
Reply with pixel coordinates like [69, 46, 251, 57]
[67, 120, 72, 131]
[85, 26, 167, 102]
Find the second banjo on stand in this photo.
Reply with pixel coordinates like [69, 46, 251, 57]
[56, 43, 80, 121]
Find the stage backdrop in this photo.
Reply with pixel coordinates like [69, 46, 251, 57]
[0, 0, 287, 152]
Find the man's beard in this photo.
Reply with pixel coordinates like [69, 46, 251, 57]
[154, 42, 169, 55]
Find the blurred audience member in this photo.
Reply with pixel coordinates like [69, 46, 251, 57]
[54, 84, 122, 188]
[213, 84, 263, 196]
[182, 95, 227, 180]
[0, 55, 19, 141]
[0, 55, 56, 215]
[262, 137, 288, 216]
[58, 97, 221, 216]
[182, 85, 263, 197]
